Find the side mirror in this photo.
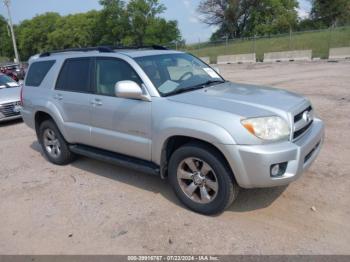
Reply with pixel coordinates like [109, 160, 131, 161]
[115, 81, 151, 101]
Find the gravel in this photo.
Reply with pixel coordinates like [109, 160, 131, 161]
[0, 60, 349, 255]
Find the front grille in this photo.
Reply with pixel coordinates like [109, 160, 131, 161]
[0, 101, 21, 118]
[292, 105, 313, 140]
[293, 120, 313, 139]
[294, 106, 312, 122]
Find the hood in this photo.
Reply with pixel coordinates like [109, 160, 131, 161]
[0, 86, 21, 104]
[168, 81, 308, 118]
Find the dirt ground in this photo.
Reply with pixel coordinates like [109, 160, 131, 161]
[0, 61, 349, 255]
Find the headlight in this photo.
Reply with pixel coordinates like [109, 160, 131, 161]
[241, 116, 290, 141]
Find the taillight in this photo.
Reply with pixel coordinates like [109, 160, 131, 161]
[20, 84, 24, 106]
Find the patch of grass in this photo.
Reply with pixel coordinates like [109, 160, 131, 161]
[0, 57, 9, 63]
[184, 27, 350, 63]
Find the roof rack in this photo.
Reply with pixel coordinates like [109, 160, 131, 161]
[39, 46, 113, 57]
[111, 45, 168, 50]
[39, 45, 168, 57]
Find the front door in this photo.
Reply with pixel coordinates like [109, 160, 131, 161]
[89, 57, 152, 161]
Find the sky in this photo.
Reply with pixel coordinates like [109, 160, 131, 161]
[0, 0, 312, 44]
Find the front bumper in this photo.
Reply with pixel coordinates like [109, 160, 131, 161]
[222, 118, 324, 188]
[0, 114, 22, 123]
[0, 100, 22, 123]
[0, 107, 22, 123]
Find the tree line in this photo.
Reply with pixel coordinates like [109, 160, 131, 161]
[198, 0, 350, 41]
[0, 0, 181, 61]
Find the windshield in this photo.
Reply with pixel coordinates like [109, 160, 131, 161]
[135, 53, 224, 96]
[0, 75, 18, 89]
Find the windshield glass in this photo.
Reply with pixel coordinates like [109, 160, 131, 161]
[0, 74, 18, 89]
[135, 53, 224, 96]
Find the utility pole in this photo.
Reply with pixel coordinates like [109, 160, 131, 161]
[3, 0, 20, 64]
[253, 34, 256, 54]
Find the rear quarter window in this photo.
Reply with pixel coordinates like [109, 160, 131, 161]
[25, 60, 56, 87]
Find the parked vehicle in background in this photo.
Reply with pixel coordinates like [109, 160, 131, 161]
[21, 46, 324, 215]
[0, 73, 21, 123]
[0, 63, 27, 81]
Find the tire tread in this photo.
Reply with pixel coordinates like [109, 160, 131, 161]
[168, 142, 239, 215]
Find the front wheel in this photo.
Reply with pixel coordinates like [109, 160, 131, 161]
[168, 143, 239, 215]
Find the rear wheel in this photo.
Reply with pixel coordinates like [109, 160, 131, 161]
[38, 120, 76, 165]
[169, 143, 239, 215]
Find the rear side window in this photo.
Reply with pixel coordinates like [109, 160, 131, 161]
[56, 58, 91, 93]
[25, 60, 55, 87]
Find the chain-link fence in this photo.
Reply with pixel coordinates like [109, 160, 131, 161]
[168, 26, 350, 63]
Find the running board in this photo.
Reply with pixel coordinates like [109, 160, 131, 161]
[69, 145, 160, 176]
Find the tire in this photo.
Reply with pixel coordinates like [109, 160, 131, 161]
[38, 120, 76, 165]
[168, 142, 239, 215]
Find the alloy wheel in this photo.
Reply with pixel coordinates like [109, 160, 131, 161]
[43, 128, 61, 158]
[177, 157, 219, 204]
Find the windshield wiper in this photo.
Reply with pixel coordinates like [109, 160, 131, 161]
[165, 85, 206, 97]
[164, 80, 225, 97]
[200, 80, 226, 87]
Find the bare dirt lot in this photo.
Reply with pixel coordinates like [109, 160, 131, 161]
[0, 61, 349, 255]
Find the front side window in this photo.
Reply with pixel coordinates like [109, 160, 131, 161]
[25, 60, 55, 87]
[95, 58, 142, 96]
[135, 53, 224, 96]
[56, 58, 91, 93]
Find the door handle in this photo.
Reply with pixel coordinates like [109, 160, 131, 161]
[91, 99, 103, 106]
[54, 94, 63, 101]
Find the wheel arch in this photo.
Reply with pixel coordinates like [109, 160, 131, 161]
[34, 108, 67, 142]
[159, 135, 236, 182]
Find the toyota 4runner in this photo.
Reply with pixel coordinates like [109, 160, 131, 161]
[21, 46, 324, 214]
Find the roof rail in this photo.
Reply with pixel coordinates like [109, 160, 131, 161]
[111, 45, 168, 50]
[39, 46, 113, 57]
[39, 44, 169, 58]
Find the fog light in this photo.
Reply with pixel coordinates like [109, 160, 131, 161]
[270, 162, 288, 177]
[271, 164, 281, 177]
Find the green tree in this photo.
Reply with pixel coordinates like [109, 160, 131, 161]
[126, 0, 166, 45]
[47, 11, 100, 49]
[16, 12, 61, 60]
[310, 0, 350, 27]
[97, 0, 129, 45]
[5, 0, 181, 60]
[198, 0, 299, 40]
[248, 0, 299, 36]
[0, 15, 13, 59]
[144, 18, 181, 45]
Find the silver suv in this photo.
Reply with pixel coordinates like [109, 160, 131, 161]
[21, 46, 324, 214]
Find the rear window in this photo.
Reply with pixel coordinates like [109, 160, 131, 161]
[55, 58, 91, 93]
[25, 60, 55, 87]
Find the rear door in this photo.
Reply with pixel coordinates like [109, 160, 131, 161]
[53, 57, 93, 145]
[89, 57, 152, 161]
